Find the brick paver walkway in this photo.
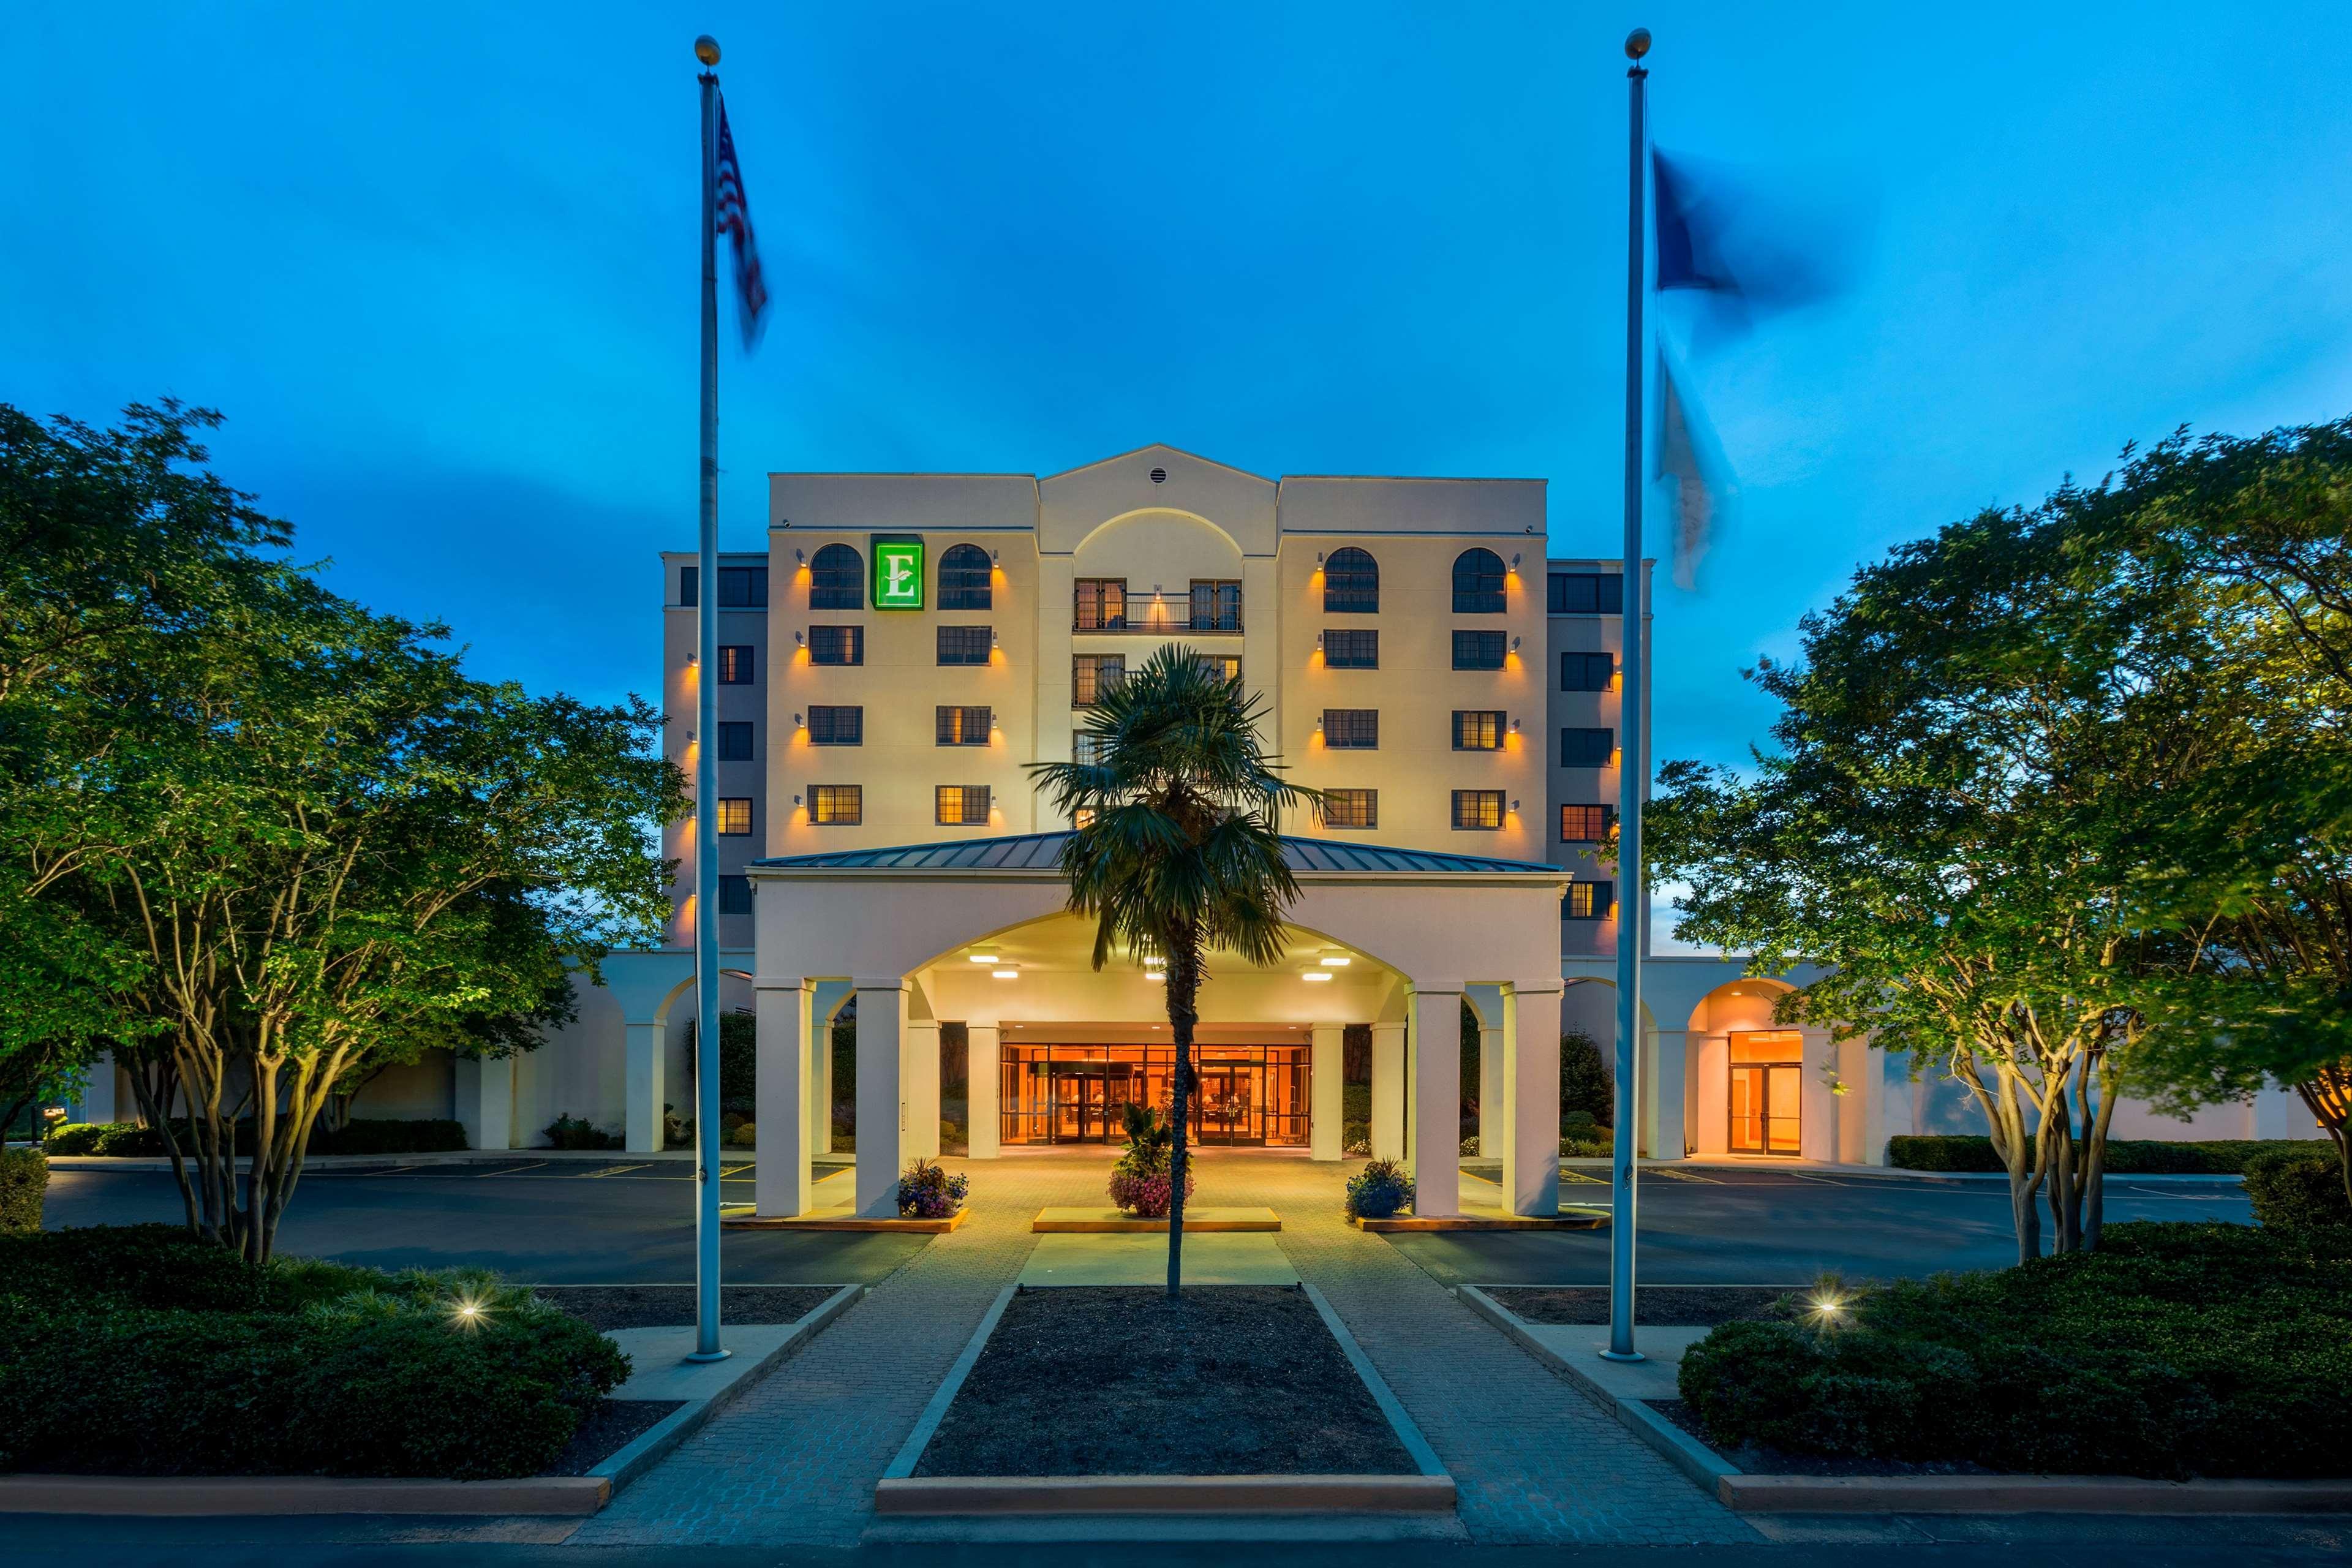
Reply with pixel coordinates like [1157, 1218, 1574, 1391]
[573, 1150, 1755, 1546]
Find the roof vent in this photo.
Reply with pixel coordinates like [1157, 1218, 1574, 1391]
[1149, 467, 1167, 484]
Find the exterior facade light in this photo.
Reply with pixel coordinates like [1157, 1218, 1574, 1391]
[793, 712, 804, 728]
[794, 548, 805, 564]
[1510, 635, 1522, 652]
[794, 630, 805, 647]
[1510, 717, 1521, 734]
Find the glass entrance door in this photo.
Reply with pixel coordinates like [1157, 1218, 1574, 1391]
[1192, 1065, 1257, 1145]
[1728, 1063, 1801, 1155]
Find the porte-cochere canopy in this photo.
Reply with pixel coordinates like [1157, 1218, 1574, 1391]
[744, 831, 1570, 1223]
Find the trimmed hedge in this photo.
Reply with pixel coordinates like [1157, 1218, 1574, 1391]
[47, 1118, 469, 1158]
[1887, 1135, 2332, 1175]
[1677, 1221, 2352, 1478]
[0, 1226, 626, 1478]
[2245, 1147, 2351, 1230]
[0, 1148, 45, 1232]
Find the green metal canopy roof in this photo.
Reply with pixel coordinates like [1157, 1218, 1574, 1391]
[750, 829, 1561, 878]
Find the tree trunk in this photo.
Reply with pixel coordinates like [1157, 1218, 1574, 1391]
[1985, 1061, 2042, 1265]
[2297, 1069, 2352, 1210]
[2080, 1050, 2118, 1252]
[1164, 934, 1200, 1298]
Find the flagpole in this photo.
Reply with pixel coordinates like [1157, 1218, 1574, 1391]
[687, 32, 728, 1365]
[1605, 25, 1651, 1366]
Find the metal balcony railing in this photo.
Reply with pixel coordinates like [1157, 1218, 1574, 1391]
[1072, 595, 1243, 635]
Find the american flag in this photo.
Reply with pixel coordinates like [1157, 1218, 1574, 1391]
[714, 95, 769, 349]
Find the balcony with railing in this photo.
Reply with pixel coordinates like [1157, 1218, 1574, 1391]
[1072, 581, 1243, 636]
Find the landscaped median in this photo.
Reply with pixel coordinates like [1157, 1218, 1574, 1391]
[1464, 1218, 2352, 1513]
[0, 1225, 861, 1515]
[874, 1283, 1454, 1516]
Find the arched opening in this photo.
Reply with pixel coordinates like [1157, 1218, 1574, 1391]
[808, 543, 864, 609]
[938, 543, 992, 610]
[1322, 546, 1379, 614]
[1452, 547, 1507, 614]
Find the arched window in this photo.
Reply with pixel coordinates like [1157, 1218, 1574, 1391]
[1452, 548, 1506, 614]
[1323, 546, 1379, 614]
[809, 543, 863, 609]
[938, 543, 992, 611]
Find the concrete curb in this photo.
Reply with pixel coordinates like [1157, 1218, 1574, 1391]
[1354, 1210, 1608, 1232]
[882, 1282, 1020, 1482]
[1300, 1282, 1451, 1482]
[590, 1281, 865, 1493]
[1031, 1205, 1282, 1232]
[873, 1475, 1457, 1516]
[1717, 1473, 2352, 1515]
[724, 1206, 968, 1232]
[0, 1474, 609, 1518]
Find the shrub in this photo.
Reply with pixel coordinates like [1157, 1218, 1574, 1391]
[0, 1228, 627, 1477]
[45, 1121, 135, 1155]
[724, 1120, 756, 1148]
[1, 1148, 47, 1233]
[1460, 1135, 1480, 1156]
[1561, 1134, 1612, 1158]
[1343, 1123, 1370, 1156]
[1561, 1028, 1613, 1124]
[2245, 1148, 2351, 1230]
[1888, 1135, 2334, 1175]
[898, 1158, 967, 1219]
[545, 1114, 620, 1150]
[1342, 1082, 1371, 1128]
[1344, 1158, 1414, 1219]
[1562, 1109, 1602, 1139]
[1676, 1221, 2352, 1478]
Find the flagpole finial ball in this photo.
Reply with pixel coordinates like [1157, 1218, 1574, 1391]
[1624, 28, 1651, 60]
[694, 35, 721, 66]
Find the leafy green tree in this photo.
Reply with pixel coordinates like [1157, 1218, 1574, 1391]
[1031, 646, 1318, 1295]
[1560, 1027, 1613, 1127]
[1, 402, 682, 1259]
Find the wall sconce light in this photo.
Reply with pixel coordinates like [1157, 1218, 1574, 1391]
[1510, 798, 1521, 815]
[991, 629, 1000, 650]
[1510, 717, 1521, 734]
[794, 548, 805, 565]
[1316, 551, 1326, 565]
[1510, 553, 1523, 571]
[1314, 715, 1324, 733]
[794, 630, 805, 648]
[990, 548, 1001, 565]
[791, 793, 802, 806]
[792, 712, 804, 728]
[687, 652, 699, 667]
[1510, 635, 1522, 652]
[685, 731, 696, 743]
[1316, 630, 1325, 651]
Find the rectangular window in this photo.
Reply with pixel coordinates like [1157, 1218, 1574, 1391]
[1452, 790, 1504, 831]
[1322, 709, 1378, 749]
[1072, 654, 1125, 706]
[1561, 804, 1613, 843]
[717, 566, 769, 607]
[936, 705, 992, 745]
[810, 785, 861, 826]
[807, 626, 862, 666]
[1565, 880, 1616, 920]
[1322, 629, 1379, 669]
[716, 797, 753, 835]
[717, 644, 755, 684]
[717, 875, 753, 914]
[1324, 789, 1378, 829]
[937, 625, 992, 665]
[1073, 732, 1107, 766]
[1548, 571, 1626, 614]
[935, 785, 992, 826]
[807, 705, 862, 745]
[1452, 710, 1503, 751]
[1452, 630, 1507, 670]
[679, 566, 698, 606]
[1561, 651, 1618, 692]
[1189, 579, 1242, 631]
[1195, 653, 1242, 685]
[1561, 727, 1616, 767]
[1074, 578, 1128, 631]
[1072, 807, 1097, 829]
[715, 722, 755, 761]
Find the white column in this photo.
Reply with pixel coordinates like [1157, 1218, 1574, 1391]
[624, 1022, 666, 1154]
[810, 979, 853, 1156]
[1410, 986, 1463, 1217]
[755, 978, 813, 1216]
[967, 1023, 1002, 1159]
[73, 1050, 118, 1125]
[1466, 983, 1507, 1155]
[1505, 984, 1562, 1216]
[854, 978, 906, 1218]
[1643, 1027, 1689, 1160]
[903, 1019, 942, 1160]
[1310, 1024, 1344, 1161]
[1368, 1022, 1406, 1161]
[454, 1054, 513, 1152]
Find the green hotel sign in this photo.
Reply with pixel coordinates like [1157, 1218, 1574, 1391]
[872, 537, 924, 609]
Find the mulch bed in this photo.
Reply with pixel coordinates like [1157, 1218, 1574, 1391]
[914, 1286, 1415, 1477]
[1648, 1398, 1993, 1477]
[546, 1398, 688, 1475]
[532, 1284, 840, 1330]
[1488, 1285, 1793, 1325]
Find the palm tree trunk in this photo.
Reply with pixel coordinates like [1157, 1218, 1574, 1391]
[1165, 936, 1200, 1298]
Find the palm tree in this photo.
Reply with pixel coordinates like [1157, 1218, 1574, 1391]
[1030, 645, 1319, 1295]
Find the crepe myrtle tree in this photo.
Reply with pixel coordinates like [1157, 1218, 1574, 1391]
[0, 401, 683, 1260]
[1031, 645, 1320, 1296]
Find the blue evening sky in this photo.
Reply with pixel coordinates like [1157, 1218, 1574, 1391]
[6, 2, 2350, 780]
